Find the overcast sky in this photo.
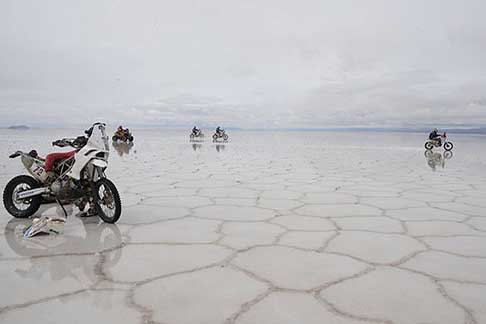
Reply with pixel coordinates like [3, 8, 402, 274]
[1, 0, 485, 128]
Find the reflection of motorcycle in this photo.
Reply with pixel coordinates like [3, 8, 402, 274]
[112, 141, 134, 156]
[215, 144, 226, 152]
[424, 150, 453, 170]
[190, 129, 204, 141]
[4, 217, 122, 283]
[192, 143, 202, 151]
[212, 130, 228, 142]
[112, 129, 134, 143]
[424, 133, 453, 151]
[2, 123, 122, 224]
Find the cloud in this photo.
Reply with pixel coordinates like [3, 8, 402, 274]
[1, 0, 485, 128]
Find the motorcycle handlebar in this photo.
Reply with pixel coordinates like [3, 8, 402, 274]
[52, 139, 70, 147]
[52, 135, 88, 149]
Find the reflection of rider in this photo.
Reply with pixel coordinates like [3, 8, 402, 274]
[429, 128, 442, 144]
[216, 144, 225, 152]
[113, 141, 133, 156]
[427, 152, 443, 170]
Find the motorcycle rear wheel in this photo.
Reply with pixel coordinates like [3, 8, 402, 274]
[3, 175, 42, 218]
[94, 178, 122, 224]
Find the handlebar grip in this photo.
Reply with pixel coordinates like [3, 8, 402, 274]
[52, 139, 68, 147]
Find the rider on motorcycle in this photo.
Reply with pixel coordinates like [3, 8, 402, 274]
[192, 126, 200, 135]
[216, 126, 223, 135]
[116, 126, 126, 136]
[429, 128, 443, 144]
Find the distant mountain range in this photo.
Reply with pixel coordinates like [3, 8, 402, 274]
[7, 125, 30, 130]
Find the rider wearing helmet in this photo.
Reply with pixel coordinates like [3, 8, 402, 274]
[429, 128, 442, 144]
[216, 126, 222, 134]
[192, 126, 199, 135]
[116, 126, 124, 136]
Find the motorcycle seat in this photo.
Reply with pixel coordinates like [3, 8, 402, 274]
[44, 151, 76, 172]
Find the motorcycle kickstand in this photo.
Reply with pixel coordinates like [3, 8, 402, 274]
[55, 198, 68, 218]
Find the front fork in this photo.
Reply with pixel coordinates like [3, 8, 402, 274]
[88, 165, 106, 207]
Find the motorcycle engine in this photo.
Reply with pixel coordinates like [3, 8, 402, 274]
[50, 179, 77, 198]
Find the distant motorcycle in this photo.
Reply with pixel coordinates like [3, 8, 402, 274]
[112, 128, 134, 143]
[190, 129, 204, 141]
[2, 123, 122, 224]
[212, 130, 229, 142]
[424, 133, 453, 151]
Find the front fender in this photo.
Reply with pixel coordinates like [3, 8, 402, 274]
[91, 159, 108, 168]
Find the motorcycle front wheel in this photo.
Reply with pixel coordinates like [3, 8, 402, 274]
[444, 142, 453, 151]
[3, 175, 42, 218]
[212, 134, 218, 142]
[94, 178, 122, 224]
[424, 142, 433, 150]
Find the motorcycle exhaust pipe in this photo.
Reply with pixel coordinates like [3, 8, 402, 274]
[16, 187, 50, 200]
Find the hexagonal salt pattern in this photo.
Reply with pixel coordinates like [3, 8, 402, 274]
[326, 231, 426, 264]
[320, 267, 466, 324]
[133, 267, 268, 324]
[1, 130, 485, 323]
[0, 290, 141, 324]
[232, 246, 369, 290]
[235, 292, 377, 324]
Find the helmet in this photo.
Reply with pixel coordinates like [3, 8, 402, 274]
[433, 128, 438, 132]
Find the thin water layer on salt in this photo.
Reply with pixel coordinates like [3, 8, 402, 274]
[0, 129, 485, 323]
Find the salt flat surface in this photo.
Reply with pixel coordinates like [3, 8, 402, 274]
[0, 129, 485, 324]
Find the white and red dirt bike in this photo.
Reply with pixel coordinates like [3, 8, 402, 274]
[424, 133, 453, 151]
[2, 123, 122, 223]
